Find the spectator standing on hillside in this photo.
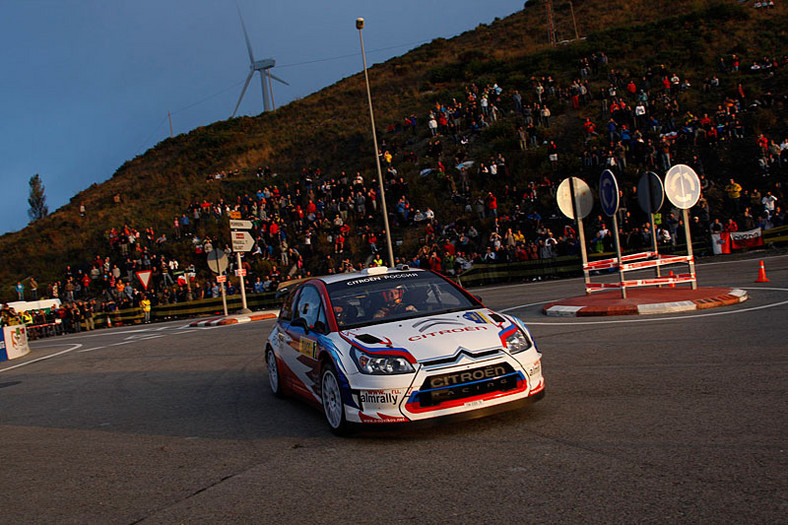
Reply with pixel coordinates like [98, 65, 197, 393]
[485, 192, 498, 219]
[762, 191, 778, 216]
[725, 178, 743, 213]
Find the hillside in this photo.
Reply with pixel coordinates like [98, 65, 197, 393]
[1, 0, 786, 302]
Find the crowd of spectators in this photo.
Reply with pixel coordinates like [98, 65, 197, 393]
[12, 46, 787, 333]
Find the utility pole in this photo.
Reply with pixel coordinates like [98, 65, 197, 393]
[168, 110, 173, 138]
[545, 0, 556, 45]
[569, 0, 580, 41]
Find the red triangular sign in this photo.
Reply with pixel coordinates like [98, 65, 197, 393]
[136, 270, 153, 290]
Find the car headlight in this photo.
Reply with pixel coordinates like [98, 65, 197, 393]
[505, 329, 533, 354]
[352, 348, 414, 375]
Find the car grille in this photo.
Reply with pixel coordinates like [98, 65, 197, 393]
[417, 362, 518, 408]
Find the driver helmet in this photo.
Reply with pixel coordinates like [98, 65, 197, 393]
[381, 286, 404, 305]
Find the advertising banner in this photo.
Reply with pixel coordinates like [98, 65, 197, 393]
[729, 228, 764, 250]
[711, 228, 763, 255]
[0, 325, 30, 362]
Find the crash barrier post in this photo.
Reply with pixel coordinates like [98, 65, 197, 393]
[583, 251, 696, 294]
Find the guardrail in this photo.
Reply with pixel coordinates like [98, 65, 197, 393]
[763, 224, 788, 245]
[91, 291, 280, 328]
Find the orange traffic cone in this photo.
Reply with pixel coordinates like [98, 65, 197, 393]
[668, 270, 676, 288]
[755, 260, 769, 282]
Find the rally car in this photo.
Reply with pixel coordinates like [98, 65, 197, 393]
[265, 266, 544, 434]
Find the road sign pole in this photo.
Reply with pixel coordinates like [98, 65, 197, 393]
[683, 208, 697, 289]
[236, 251, 250, 313]
[570, 177, 591, 292]
[220, 272, 228, 317]
[642, 176, 662, 281]
[612, 213, 627, 299]
[650, 213, 661, 283]
[665, 165, 701, 290]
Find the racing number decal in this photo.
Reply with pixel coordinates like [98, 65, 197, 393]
[299, 338, 319, 360]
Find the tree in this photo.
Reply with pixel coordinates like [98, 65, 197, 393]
[28, 174, 49, 221]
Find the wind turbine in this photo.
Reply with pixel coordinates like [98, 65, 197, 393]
[231, 7, 289, 117]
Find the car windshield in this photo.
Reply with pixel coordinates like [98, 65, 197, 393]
[325, 271, 479, 329]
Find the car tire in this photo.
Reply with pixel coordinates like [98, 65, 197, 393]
[266, 346, 284, 398]
[320, 361, 352, 436]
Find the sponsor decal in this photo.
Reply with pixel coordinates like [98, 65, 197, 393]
[10, 327, 27, 348]
[428, 365, 508, 388]
[463, 311, 491, 324]
[358, 411, 409, 424]
[298, 338, 318, 359]
[412, 317, 466, 332]
[409, 325, 489, 342]
[359, 389, 401, 406]
[345, 272, 420, 287]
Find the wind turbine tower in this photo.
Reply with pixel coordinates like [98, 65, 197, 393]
[232, 7, 289, 117]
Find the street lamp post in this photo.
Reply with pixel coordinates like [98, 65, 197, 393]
[356, 17, 395, 268]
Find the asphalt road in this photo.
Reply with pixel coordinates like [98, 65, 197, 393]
[1, 254, 786, 524]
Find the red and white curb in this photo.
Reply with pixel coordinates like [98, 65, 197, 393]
[543, 289, 748, 317]
[189, 311, 278, 327]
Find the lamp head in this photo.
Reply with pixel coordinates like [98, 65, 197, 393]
[356, 18, 365, 30]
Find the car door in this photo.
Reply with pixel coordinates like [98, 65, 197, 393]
[281, 284, 327, 401]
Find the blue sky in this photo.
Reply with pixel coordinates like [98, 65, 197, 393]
[0, 0, 525, 235]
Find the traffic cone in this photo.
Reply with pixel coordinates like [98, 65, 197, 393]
[755, 260, 769, 282]
[668, 270, 676, 288]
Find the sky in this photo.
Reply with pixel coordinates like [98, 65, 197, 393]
[0, 0, 526, 235]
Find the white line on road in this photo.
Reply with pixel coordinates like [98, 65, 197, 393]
[0, 344, 83, 373]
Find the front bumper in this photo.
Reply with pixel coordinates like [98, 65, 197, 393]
[345, 351, 544, 424]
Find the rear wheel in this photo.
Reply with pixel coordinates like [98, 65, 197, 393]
[266, 347, 283, 398]
[321, 361, 351, 435]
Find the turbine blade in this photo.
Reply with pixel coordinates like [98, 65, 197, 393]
[269, 72, 289, 86]
[236, 3, 255, 63]
[232, 71, 255, 117]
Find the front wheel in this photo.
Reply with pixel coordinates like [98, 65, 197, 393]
[266, 347, 283, 398]
[321, 361, 352, 436]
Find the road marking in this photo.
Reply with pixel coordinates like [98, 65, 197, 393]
[0, 344, 82, 373]
[77, 346, 107, 353]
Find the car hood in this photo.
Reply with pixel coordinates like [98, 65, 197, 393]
[341, 309, 516, 362]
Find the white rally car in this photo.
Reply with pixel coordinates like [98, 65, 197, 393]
[265, 266, 544, 434]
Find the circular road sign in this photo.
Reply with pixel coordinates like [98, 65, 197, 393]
[599, 170, 619, 217]
[557, 177, 593, 220]
[665, 164, 701, 210]
[637, 171, 664, 215]
[206, 249, 228, 274]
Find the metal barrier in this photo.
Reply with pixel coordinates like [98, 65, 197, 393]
[455, 240, 711, 289]
[584, 251, 696, 293]
[92, 291, 279, 328]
